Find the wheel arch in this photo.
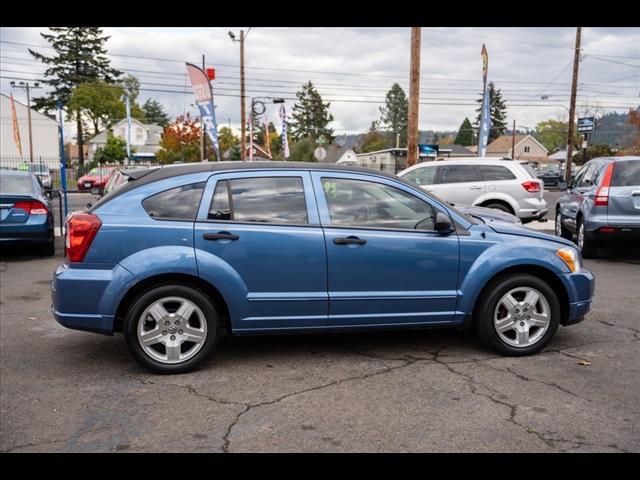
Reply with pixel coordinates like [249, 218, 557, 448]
[113, 273, 231, 334]
[461, 264, 570, 330]
[476, 196, 517, 215]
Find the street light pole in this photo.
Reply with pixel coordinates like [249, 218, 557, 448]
[10, 81, 41, 163]
[229, 29, 251, 160]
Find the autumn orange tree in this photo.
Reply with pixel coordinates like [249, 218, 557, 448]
[618, 108, 640, 155]
[157, 114, 203, 164]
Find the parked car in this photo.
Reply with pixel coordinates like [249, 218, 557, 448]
[51, 162, 594, 374]
[0, 170, 55, 255]
[398, 158, 548, 223]
[537, 167, 562, 187]
[555, 156, 640, 258]
[77, 166, 118, 193]
[455, 204, 523, 226]
[27, 163, 53, 190]
[101, 166, 154, 196]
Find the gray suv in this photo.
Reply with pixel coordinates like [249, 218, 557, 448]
[555, 156, 640, 258]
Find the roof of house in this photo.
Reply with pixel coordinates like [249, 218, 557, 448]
[486, 134, 549, 154]
[548, 149, 579, 161]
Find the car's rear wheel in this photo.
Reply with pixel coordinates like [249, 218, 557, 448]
[474, 274, 561, 356]
[555, 210, 572, 239]
[483, 202, 513, 214]
[124, 284, 221, 374]
[577, 219, 598, 258]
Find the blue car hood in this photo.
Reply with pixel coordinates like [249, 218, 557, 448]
[489, 223, 577, 248]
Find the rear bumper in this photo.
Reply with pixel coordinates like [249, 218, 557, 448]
[0, 216, 52, 243]
[51, 262, 138, 335]
[587, 226, 640, 244]
[517, 197, 548, 222]
[559, 268, 595, 326]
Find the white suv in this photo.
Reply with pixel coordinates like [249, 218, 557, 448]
[398, 158, 548, 223]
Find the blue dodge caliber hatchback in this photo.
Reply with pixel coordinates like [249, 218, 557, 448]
[52, 162, 595, 374]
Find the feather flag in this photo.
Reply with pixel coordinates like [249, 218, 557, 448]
[478, 44, 491, 157]
[279, 104, 290, 159]
[10, 94, 23, 157]
[186, 63, 221, 161]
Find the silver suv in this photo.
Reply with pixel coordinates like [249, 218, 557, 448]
[398, 158, 547, 223]
[555, 156, 640, 258]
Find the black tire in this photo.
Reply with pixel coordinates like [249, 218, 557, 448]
[40, 231, 55, 256]
[124, 284, 221, 374]
[474, 273, 561, 356]
[577, 219, 598, 259]
[555, 210, 572, 240]
[483, 202, 513, 214]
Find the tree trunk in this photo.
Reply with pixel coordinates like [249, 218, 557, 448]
[77, 114, 84, 167]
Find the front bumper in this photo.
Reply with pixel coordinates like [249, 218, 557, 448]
[559, 267, 595, 326]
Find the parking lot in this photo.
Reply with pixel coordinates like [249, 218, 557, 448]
[1, 192, 639, 453]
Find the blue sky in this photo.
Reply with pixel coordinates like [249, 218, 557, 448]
[1, 27, 638, 136]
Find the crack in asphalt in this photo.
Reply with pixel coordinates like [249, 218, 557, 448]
[594, 319, 640, 340]
[0, 437, 66, 453]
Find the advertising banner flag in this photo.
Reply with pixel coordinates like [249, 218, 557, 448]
[279, 104, 290, 159]
[125, 96, 132, 159]
[478, 44, 491, 157]
[186, 62, 221, 161]
[10, 93, 23, 157]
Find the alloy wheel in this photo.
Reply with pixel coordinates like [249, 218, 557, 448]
[493, 287, 551, 348]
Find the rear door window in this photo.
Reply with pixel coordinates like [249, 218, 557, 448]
[611, 160, 640, 187]
[142, 182, 205, 220]
[402, 165, 437, 186]
[479, 165, 516, 181]
[437, 164, 481, 184]
[208, 176, 308, 225]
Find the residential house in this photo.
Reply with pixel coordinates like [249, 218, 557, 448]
[486, 134, 549, 163]
[88, 118, 163, 162]
[1, 93, 60, 169]
[324, 144, 358, 164]
[437, 144, 475, 159]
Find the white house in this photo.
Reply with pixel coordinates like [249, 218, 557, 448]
[87, 118, 162, 161]
[486, 134, 549, 163]
[0, 93, 60, 169]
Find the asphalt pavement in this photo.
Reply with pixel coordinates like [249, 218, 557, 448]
[1, 233, 639, 453]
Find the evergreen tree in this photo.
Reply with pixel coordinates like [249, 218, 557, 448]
[474, 82, 508, 142]
[29, 27, 122, 165]
[378, 83, 408, 147]
[142, 99, 170, 128]
[359, 121, 390, 153]
[289, 81, 334, 143]
[454, 117, 474, 146]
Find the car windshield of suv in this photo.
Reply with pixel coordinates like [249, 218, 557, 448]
[1, 175, 34, 195]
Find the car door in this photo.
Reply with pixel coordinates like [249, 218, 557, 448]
[435, 164, 485, 206]
[311, 171, 460, 328]
[193, 170, 328, 331]
[563, 163, 595, 232]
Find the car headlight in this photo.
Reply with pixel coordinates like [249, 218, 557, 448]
[556, 247, 581, 273]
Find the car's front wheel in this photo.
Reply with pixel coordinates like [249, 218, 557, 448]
[474, 274, 561, 356]
[124, 284, 221, 374]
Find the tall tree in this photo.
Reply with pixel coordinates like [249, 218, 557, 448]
[29, 27, 122, 165]
[156, 115, 202, 164]
[141, 99, 170, 128]
[121, 74, 140, 103]
[474, 82, 508, 142]
[379, 83, 408, 147]
[359, 121, 390, 153]
[454, 117, 474, 146]
[67, 81, 125, 136]
[289, 81, 334, 143]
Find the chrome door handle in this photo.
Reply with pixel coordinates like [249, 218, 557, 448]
[203, 232, 239, 241]
[469, 185, 483, 190]
[333, 236, 367, 245]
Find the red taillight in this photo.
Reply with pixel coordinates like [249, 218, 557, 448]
[595, 162, 615, 206]
[13, 200, 48, 215]
[66, 213, 102, 263]
[521, 181, 541, 193]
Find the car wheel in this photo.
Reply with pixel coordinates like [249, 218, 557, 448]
[474, 274, 561, 356]
[42, 234, 55, 256]
[483, 202, 513, 214]
[577, 219, 597, 259]
[124, 284, 221, 374]
[555, 210, 572, 239]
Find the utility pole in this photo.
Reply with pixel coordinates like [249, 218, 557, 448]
[240, 31, 246, 160]
[201, 54, 206, 161]
[406, 27, 421, 167]
[10, 81, 41, 163]
[565, 26, 582, 184]
[512, 120, 516, 159]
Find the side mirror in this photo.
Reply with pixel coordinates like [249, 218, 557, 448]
[435, 212, 453, 234]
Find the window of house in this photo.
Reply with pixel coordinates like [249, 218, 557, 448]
[524, 146, 531, 153]
[142, 183, 206, 220]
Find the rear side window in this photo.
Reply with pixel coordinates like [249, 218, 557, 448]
[438, 164, 480, 184]
[479, 165, 516, 181]
[520, 164, 539, 179]
[208, 176, 308, 225]
[142, 182, 205, 220]
[611, 160, 640, 187]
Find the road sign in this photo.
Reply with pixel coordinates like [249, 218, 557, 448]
[316, 135, 327, 145]
[314, 147, 327, 161]
[577, 117, 595, 133]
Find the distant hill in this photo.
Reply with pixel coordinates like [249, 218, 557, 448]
[590, 111, 638, 148]
[335, 130, 459, 151]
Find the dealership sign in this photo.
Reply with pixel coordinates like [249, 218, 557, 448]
[577, 117, 595, 133]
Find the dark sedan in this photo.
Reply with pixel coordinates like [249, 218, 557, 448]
[0, 171, 55, 255]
